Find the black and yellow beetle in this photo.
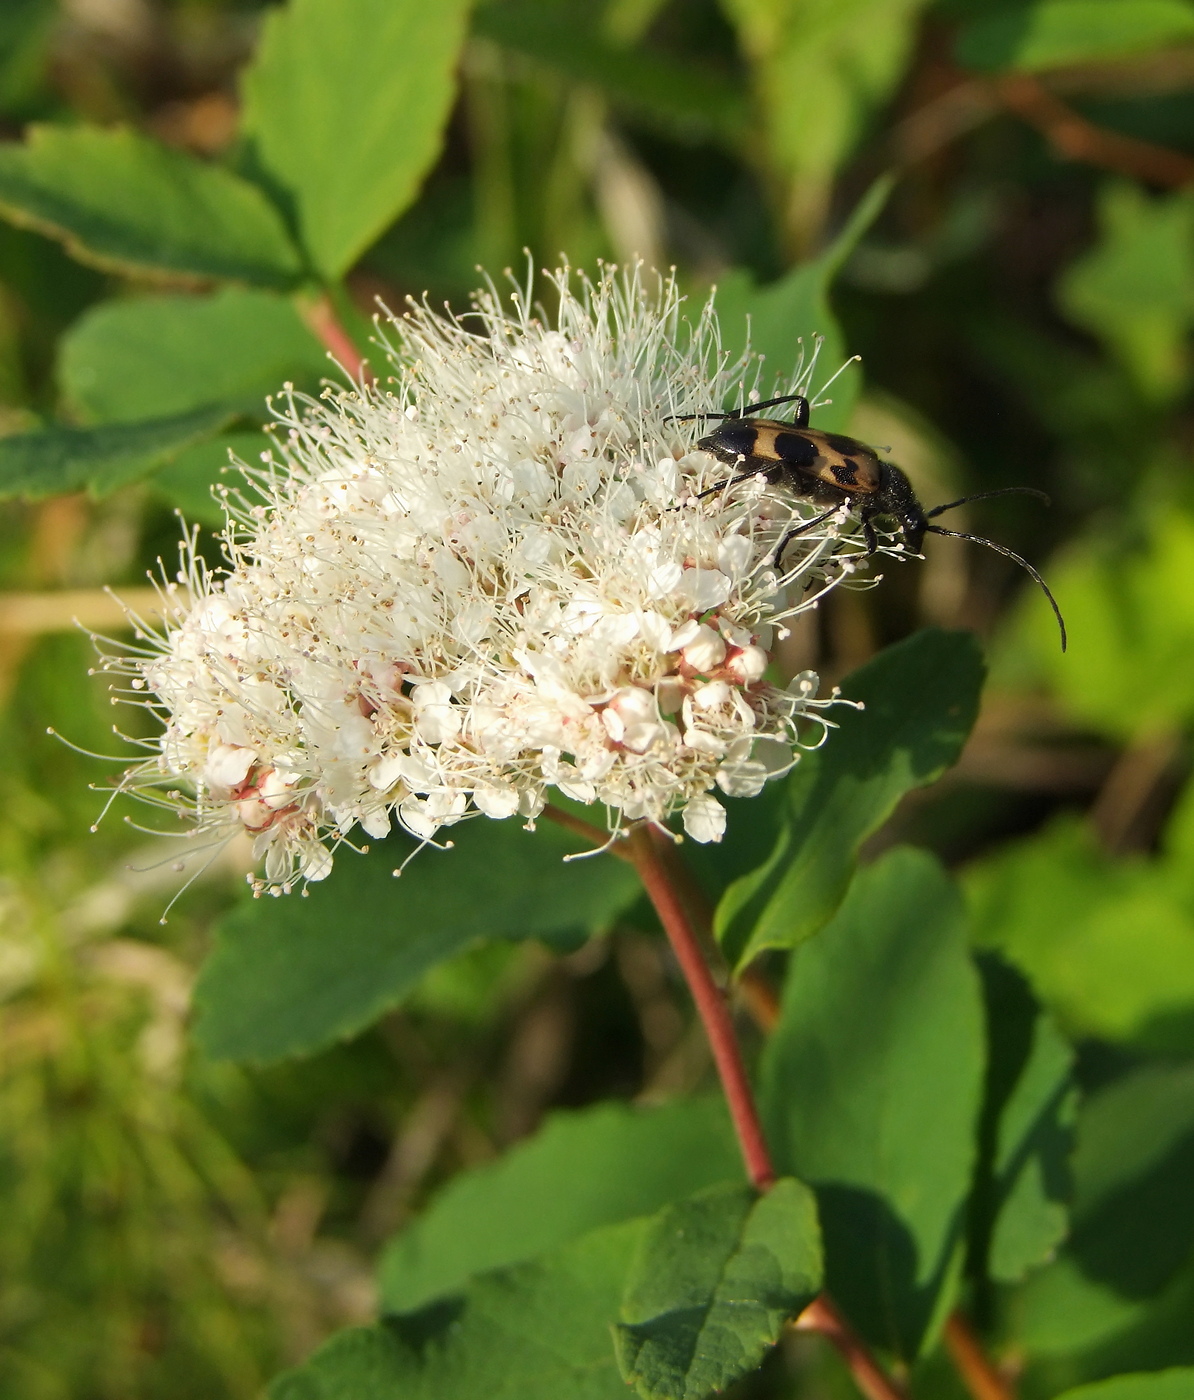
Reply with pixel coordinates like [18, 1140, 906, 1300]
[673, 392, 1067, 652]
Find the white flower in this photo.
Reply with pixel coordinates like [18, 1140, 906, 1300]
[102, 264, 871, 893]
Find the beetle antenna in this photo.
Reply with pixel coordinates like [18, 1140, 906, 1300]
[925, 526, 1067, 651]
[926, 486, 1051, 520]
[665, 393, 810, 425]
[734, 394, 809, 419]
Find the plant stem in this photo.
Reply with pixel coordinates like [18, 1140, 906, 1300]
[943, 1315, 1016, 1400]
[540, 805, 906, 1400]
[300, 291, 373, 382]
[624, 824, 776, 1190]
[794, 1298, 907, 1400]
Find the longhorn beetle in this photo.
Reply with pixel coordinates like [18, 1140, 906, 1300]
[671, 392, 1067, 652]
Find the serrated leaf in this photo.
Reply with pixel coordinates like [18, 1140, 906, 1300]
[715, 629, 983, 971]
[0, 404, 236, 500]
[194, 818, 641, 1063]
[59, 288, 328, 424]
[614, 1179, 822, 1400]
[380, 1097, 740, 1314]
[269, 1219, 643, 1400]
[760, 847, 986, 1358]
[1057, 1370, 1194, 1400]
[0, 124, 301, 285]
[714, 176, 892, 434]
[241, 0, 472, 280]
[957, 1, 1194, 74]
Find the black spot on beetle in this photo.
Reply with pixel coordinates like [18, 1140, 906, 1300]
[773, 432, 820, 466]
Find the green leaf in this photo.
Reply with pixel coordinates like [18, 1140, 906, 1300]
[194, 818, 641, 1063]
[0, 124, 301, 285]
[714, 175, 893, 434]
[715, 629, 983, 971]
[973, 958, 1076, 1285]
[1003, 512, 1194, 744]
[270, 1219, 643, 1400]
[957, 1, 1194, 74]
[1015, 1063, 1194, 1357]
[473, 0, 748, 149]
[760, 847, 986, 1358]
[1057, 1374, 1194, 1400]
[720, 0, 922, 249]
[149, 431, 263, 526]
[59, 288, 328, 424]
[1069, 1063, 1194, 1300]
[241, 0, 472, 280]
[967, 817, 1194, 1047]
[0, 404, 236, 500]
[380, 1097, 740, 1314]
[1057, 183, 1194, 403]
[614, 1180, 822, 1400]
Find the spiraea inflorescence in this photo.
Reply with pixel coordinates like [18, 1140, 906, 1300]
[100, 265, 877, 894]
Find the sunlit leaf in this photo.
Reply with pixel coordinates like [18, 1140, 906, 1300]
[957, 1, 1194, 73]
[715, 629, 983, 971]
[271, 1219, 642, 1400]
[59, 288, 328, 424]
[1057, 1374, 1194, 1400]
[1057, 182, 1194, 402]
[614, 1180, 822, 1400]
[241, 0, 472, 280]
[967, 817, 1194, 1047]
[0, 125, 301, 285]
[720, 0, 923, 250]
[1002, 512, 1194, 743]
[761, 847, 985, 1358]
[380, 1097, 739, 1315]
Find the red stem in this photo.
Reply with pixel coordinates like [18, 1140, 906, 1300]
[541, 806, 907, 1400]
[794, 1298, 906, 1400]
[300, 292, 374, 383]
[625, 825, 775, 1190]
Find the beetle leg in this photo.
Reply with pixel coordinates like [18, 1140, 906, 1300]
[770, 503, 843, 566]
[863, 516, 879, 555]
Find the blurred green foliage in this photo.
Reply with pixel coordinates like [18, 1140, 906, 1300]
[2, 0, 1194, 1397]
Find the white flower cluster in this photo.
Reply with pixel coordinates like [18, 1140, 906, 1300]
[106, 266, 872, 894]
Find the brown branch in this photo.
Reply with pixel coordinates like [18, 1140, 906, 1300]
[993, 72, 1194, 186]
[891, 66, 1194, 188]
[944, 1314, 1017, 1400]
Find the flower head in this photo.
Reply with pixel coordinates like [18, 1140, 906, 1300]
[104, 265, 875, 893]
